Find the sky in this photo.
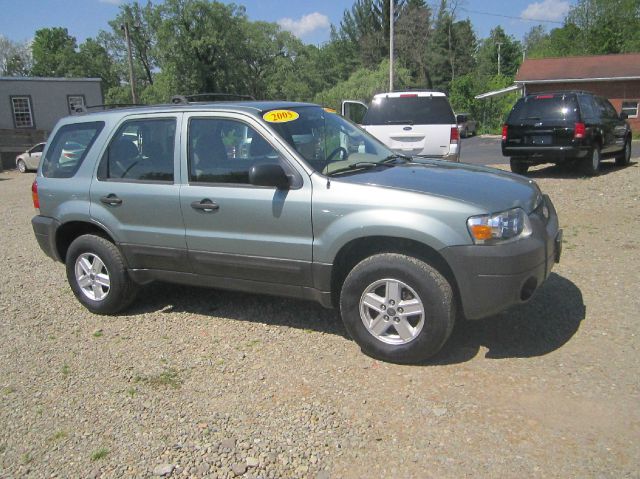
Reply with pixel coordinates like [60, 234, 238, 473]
[0, 0, 577, 46]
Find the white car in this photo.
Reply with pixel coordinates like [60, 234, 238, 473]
[342, 91, 460, 161]
[16, 143, 45, 173]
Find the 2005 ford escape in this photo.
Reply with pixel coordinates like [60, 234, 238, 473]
[32, 98, 562, 363]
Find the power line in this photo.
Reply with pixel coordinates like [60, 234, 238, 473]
[459, 7, 565, 25]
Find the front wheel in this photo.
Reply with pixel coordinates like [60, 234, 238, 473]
[510, 158, 529, 175]
[615, 138, 631, 167]
[65, 234, 138, 314]
[340, 253, 455, 364]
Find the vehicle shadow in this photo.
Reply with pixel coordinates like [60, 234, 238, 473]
[127, 283, 349, 338]
[431, 273, 585, 364]
[128, 272, 584, 364]
[526, 160, 636, 179]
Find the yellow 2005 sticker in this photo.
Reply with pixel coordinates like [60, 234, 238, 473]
[263, 110, 299, 123]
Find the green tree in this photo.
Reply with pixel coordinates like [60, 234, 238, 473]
[31, 27, 78, 77]
[475, 27, 522, 78]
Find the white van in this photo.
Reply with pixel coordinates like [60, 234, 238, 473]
[342, 91, 460, 161]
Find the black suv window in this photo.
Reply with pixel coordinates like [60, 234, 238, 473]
[41, 121, 104, 178]
[188, 118, 283, 185]
[98, 118, 176, 182]
[577, 95, 597, 121]
[509, 94, 579, 123]
[362, 96, 456, 125]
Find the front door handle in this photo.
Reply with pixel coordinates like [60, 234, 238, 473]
[191, 199, 219, 212]
[100, 194, 122, 206]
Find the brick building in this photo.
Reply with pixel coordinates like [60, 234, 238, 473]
[515, 53, 640, 132]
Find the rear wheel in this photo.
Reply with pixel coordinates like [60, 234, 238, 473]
[510, 158, 529, 175]
[581, 145, 601, 176]
[17, 159, 27, 173]
[615, 138, 631, 167]
[65, 234, 138, 314]
[340, 253, 455, 364]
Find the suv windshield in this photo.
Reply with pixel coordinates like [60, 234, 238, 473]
[362, 96, 455, 125]
[508, 94, 579, 123]
[267, 106, 403, 176]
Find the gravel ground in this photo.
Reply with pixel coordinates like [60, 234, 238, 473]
[1, 159, 639, 478]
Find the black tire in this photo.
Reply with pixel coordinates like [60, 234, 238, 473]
[510, 158, 529, 175]
[65, 234, 138, 314]
[17, 159, 27, 173]
[339, 253, 455, 364]
[615, 138, 631, 167]
[581, 145, 601, 176]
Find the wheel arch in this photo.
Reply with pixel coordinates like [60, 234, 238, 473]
[55, 221, 117, 264]
[329, 236, 460, 308]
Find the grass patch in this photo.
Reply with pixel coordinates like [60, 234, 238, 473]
[93, 330, 103, 338]
[2, 386, 15, 395]
[90, 447, 109, 461]
[0, 444, 6, 454]
[61, 364, 70, 377]
[245, 339, 261, 348]
[134, 368, 182, 389]
[21, 452, 33, 464]
[48, 430, 68, 442]
[126, 387, 137, 398]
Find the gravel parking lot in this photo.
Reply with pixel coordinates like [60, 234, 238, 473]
[1, 159, 639, 478]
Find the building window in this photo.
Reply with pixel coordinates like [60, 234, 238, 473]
[621, 100, 639, 119]
[11, 96, 34, 128]
[68, 95, 86, 114]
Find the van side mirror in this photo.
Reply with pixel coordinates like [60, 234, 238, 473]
[249, 163, 290, 189]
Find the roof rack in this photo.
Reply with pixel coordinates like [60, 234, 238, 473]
[72, 103, 143, 113]
[170, 93, 256, 104]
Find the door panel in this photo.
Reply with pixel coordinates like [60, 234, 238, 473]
[89, 114, 188, 271]
[180, 113, 313, 285]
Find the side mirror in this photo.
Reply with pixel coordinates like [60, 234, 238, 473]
[620, 112, 628, 120]
[249, 163, 290, 189]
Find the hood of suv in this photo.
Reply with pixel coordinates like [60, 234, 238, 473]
[335, 159, 541, 213]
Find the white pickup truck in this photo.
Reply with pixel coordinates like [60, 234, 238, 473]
[342, 91, 460, 161]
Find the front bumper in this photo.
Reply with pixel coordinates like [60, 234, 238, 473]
[441, 195, 561, 320]
[32, 215, 62, 262]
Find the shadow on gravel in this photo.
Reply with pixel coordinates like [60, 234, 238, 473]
[431, 273, 585, 364]
[127, 283, 348, 338]
[525, 160, 635, 179]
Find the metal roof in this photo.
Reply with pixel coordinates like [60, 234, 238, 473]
[515, 53, 640, 83]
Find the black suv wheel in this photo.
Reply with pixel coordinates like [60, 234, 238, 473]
[510, 158, 529, 175]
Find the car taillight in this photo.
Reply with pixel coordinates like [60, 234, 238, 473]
[574, 122, 586, 139]
[32, 179, 40, 209]
[502, 124, 508, 141]
[450, 126, 459, 144]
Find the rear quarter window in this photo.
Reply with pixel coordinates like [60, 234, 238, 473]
[363, 96, 456, 125]
[41, 121, 104, 178]
[508, 95, 579, 123]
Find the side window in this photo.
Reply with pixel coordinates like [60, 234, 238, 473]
[577, 95, 596, 121]
[603, 99, 618, 119]
[188, 118, 283, 184]
[98, 118, 176, 182]
[31, 144, 44, 154]
[41, 121, 104, 178]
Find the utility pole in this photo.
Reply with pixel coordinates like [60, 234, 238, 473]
[389, 0, 394, 92]
[121, 22, 138, 104]
[496, 42, 503, 76]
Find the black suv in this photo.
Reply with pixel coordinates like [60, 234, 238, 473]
[502, 91, 632, 175]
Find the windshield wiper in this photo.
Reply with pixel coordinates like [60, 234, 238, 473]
[381, 153, 412, 163]
[328, 161, 394, 176]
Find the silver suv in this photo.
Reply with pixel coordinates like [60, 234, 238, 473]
[31, 100, 562, 363]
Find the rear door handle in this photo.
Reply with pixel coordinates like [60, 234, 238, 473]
[191, 199, 219, 212]
[100, 194, 122, 206]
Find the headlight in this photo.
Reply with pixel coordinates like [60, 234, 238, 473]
[467, 207, 532, 245]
